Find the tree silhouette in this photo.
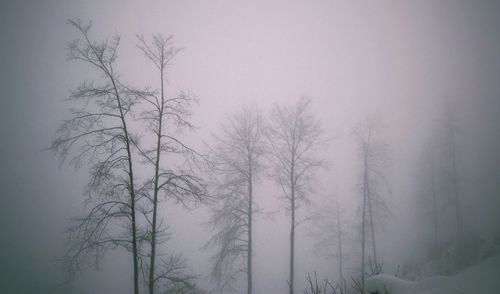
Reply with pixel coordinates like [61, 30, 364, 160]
[52, 19, 141, 294]
[134, 33, 207, 294]
[352, 116, 390, 293]
[204, 105, 265, 294]
[266, 97, 327, 294]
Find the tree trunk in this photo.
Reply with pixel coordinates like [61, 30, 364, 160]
[247, 167, 253, 294]
[122, 115, 139, 294]
[289, 155, 295, 294]
[450, 128, 463, 242]
[149, 66, 165, 294]
[361, 148, 369, 294]
[130, 169, 140, 294]
[367, 193, 377, 264]
[431, 157, 439, 253]
[336, 206, 343, 282]
[111, 77, 139, 294]
[290, 193, 295, 294]
[361, 183, 366, 294]
[432, 184, 439, 252]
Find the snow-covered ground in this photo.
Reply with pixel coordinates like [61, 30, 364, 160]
[366, 254, 500, 294]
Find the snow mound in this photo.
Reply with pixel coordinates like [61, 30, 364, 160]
[366, 254, 500, 294]
[412, 276, 463, 294]
[366, 274, 462, 294]
[366, 274, 414, 294]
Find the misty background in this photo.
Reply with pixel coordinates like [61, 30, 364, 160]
[1, 0, 500, 293]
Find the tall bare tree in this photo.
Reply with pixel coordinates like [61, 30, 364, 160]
[51, 19, 141, 294]
[134, 34, 207, 294]
[266, 97, 327, 294]
[352, 116, 390, 293]
[204, 105, 265, 294]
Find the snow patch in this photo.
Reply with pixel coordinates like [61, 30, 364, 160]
[366, 254, 500, 293]
[366, 274, 414, 294]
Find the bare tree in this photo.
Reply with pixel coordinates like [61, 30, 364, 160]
[51, 19, 141, 294]
[134, 34, 207, 294]
[442, 105, 464, 243]
[311, 195, 346, 283]
[414, 142, 441, 257]
[204, 105, 265, 294]
[352, 116, 390, 293]
[267, 97, 327, 294]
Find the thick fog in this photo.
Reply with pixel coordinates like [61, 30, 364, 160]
[1, 1, 500, 294]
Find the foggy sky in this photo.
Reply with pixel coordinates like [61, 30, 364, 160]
[1, 1, 500, 293]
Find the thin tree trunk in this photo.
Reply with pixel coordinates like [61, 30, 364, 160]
[361, 146, 369, 294]
[367, 193, 377, 264]
[111, 78, 139, 294]
[431, 157, 439, 253]
[290, 191, 295, 294]
[432, 188, 439, 252]
[336, 204, 343, 282]
[128, 142, 140, 294]
[247, 164, 253, 294]
[149, 63, 165, 294]
[364, 127, 377, 264]
[450, 128, 463, 242]
[361, 180, 366, 294]
[289, 150, 295, 294]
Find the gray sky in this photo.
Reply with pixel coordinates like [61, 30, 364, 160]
[1, 1, 500, 293]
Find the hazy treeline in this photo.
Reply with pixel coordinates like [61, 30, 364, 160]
[51, 17, 500, 294]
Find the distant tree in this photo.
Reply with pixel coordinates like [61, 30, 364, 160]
[414, 103, 471, 270]
[266, 97, 327, 294]
[414, 141, 441, 257]
[134, 34, 207, 294]
[441, 105, 463, 243]
[51, 19, 141, 294]
[352, 116, 390, 293]
[427, 147, 440, 255]
[204, 105, 265, 294]
[311, 195, 346, 283]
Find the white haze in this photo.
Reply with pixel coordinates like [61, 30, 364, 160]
[1, 0, 500, 293]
